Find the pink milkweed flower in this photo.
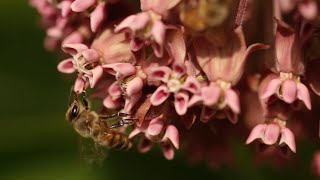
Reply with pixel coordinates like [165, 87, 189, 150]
[57, 43, 103, 92]
[114, 0, 181, 57]
[278, 0, 318, 21]
[260, 19, 311, 110]
[103, 63, 146, 113]
[70, 0, 107, 32]
[129, 116, 179, 160]
[246, 118, 296, 153]
[192, 26, 269, 123]
[149, 63, 201, 116]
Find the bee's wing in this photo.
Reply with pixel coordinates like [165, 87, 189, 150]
[78, 138, 109, 168]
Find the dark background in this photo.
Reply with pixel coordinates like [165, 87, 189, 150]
[0, 1, 317, 179]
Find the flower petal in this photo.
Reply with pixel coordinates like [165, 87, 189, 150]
[279, 127, 296, 153]
[172, 63, 186, 78]
[147, 116, 164, 136]
[62, 43, 88, 56]
[129, 127, 143, 139]
[59, 0, 72, 17]
[124, 91, 142, 113]
[90, 3, 106, 32]
[188, 94, 203, 107]
[126, 77, 144, 96]
[166, 29, 186, 64]
[225, 89, 240, 114]
[282, 79, 297, 104]
[246, 124, 267, 144]
[74, 76, 87, 93]
[108, 81, 122, 97]
[262, 123, 280, 145]
[103, 95, 122, 109]
[138, 138, 153, 153]
[150, 85, 170, 106]
[174, 91, 189, 116]
[297, 82, 311, 110]
[82, 49, 100, 62]
[103, 63, 136, 76]
[201, 85, 221, 106]
[149, 66, 171, 82]
[161, 142, 175, 160]
[114, 12, 150, 33]
[163, 125, 179, 149]
[88, 66, 103, 88]
[260, 78, 281, 100]
[71, 0, 95, 12]
[200, 107, 216, 123]
[298, 0, 318, 20]
[182, 76, 201, 94]
[151, 20, 166, 57]
[57, 58, 75, 73]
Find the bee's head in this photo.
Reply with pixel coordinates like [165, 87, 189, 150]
[66, 89, 89, 123]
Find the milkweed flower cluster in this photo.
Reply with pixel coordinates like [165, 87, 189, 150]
[31, 0, 320, 173]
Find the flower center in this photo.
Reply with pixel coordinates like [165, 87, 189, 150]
[279, 72, 300, 82]
[168, 79, 182, 93]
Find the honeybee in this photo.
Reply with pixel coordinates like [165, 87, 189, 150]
[66, 90, 136, 151]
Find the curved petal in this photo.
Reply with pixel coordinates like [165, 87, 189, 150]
[138, 138, 153, 153]
[151, 20, 166, 57]
[262, 123, 280, 145]
[149, 66, 171, 82]
[82, 49, 100, 62]
[182, 76, 201, 94]
[166, 29, 186, 64]
[306, 59, 320, 96]
[260, 78, 281, 100]
[108, 81, 122, 97]
[114, 12, 150, 33]
[188, 94, 203, 107]
[282, 79, 297, 104]
[90, 3, 106, 32]
[297, 82, 311, 110]
[174, 91, 189, 116]
[126, 77, 144, 96]
[225, 109, 238, 124]
[57, 58, 75, 73]
[103, 95, 122, 109]
[279, 127, 296, 153]
[71, 0, 95, 12]
[62, 43, 88, 55]
[74, 76, 86, 93]
[129, 127, 143, 139]
[202, 85, 221, 106]
[200, 107, 216, 123]
[59, 0, 72, 17]
[150, 85, 170, 106]
[225, 89, 240, 114]
[147, 116, 164, 136]
[88, 66, 103, 88]
[163, 125, 179, 149]
[124, 91, 142, 113]
[103, 63, 136, 76]
[161, 142, 175, 160]
[299, 0, 318, 20]
[172, 63, 186, 78]
[246, 124, 267, 144]
[62, 31, 84, 45]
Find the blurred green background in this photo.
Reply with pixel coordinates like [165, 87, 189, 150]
[0, 1, 318, 179]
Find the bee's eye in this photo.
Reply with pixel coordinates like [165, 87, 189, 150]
[69, 104, 79, 120]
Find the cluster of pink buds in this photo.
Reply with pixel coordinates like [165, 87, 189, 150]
[31, 0, 320, 174]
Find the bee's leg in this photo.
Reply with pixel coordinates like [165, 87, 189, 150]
[81, 91, 89, 110]
[108, 118, 138, 129]
[99, 112, 131, 119]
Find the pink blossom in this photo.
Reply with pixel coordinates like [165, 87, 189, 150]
[70, 0, 107, 32]
[129, 116, 179, 160]
[149, 63, 201, 116]
[278, 0, 318, 20]
[57, 43, 103, 92]
[260, 19, 311, 110]
[103, 63, 145, 113]
[246, 120, 296, 153]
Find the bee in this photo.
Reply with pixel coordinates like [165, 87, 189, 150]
[66, 90, 136, 151]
